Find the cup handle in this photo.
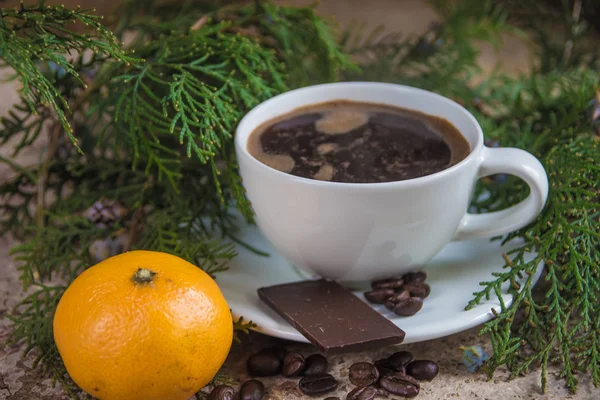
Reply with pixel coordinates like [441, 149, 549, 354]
[453, 147, 549, 241]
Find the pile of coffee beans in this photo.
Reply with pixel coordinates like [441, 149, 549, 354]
[207, 380, 265, 400]
[347, 351, 438, 399]
[364, 271, 430, 316]
[207, 345, 438, 399]
[246, 346, 336, 396]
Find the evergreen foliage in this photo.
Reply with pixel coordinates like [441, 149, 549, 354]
[345, 0, 599, 391]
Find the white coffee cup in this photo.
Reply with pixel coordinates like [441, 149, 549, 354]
[235, 82, 548, 283]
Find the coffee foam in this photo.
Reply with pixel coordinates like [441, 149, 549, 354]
[317, 143, 338, 155]
[247, 131, 295, 173]
[313, 164, 335, 181]
[315, 110, 369, 135]
[260, 154, 295, 173]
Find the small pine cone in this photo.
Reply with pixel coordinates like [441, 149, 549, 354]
[54, 133, 76, 160]
[89, 232, 129, 263]
[56, 144, 71, 160]
[83, 198, 128, 228]
[110, 232, 129, 255]
[89, 238, 113, 263]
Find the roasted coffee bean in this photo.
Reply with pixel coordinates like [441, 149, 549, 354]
[262, 345, 287, 362]
[282, 352, 305, 377]
[384, 290, 411, 311]
[207, 385, 235, 400]
[299, 374, 338, 396]
[402, 271, 427, 283]
[374, 358, 396, 377]
[247, 350, 281, 376]
[386, 351, 414, 370]
[346, 386, 377, 400]
[374, 351, 411, 376]
[405, 360, 439, 381]
[349, 362, 380, 387]
[380, 372, 420, 397]
[391, 297, 423, 317]
[404, 282, 431, 299]
[364, 288, 395, 304]
[371, 277, 404, 290]
[303, 354, 328, 376]
[239, 379, 265, 400]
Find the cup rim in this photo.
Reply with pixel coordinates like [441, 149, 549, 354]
[235, 82, 484, 189]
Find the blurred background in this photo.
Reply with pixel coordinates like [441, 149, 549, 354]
[2, 0, 535, 74]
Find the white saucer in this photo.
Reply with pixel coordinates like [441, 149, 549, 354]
[218, 220, 542, 344]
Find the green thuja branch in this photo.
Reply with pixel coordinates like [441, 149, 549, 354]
[469, 69, 599, 213]
[239, 1, 358, 86]
[349, 0, 600, 392]
[85, 3, 350, 206]
[0, 1, 139, 148]
[467, 137, 600, 391]
[0, 163, 37, 238]
[0, 98, 45, 155]
[2, 2, 352, 394]
[12, 215, 105, 288]
[233, 316, 257, 343]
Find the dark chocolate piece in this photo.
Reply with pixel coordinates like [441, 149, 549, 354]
[257, 279, 405, 354]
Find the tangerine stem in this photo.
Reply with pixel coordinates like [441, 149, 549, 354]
[132, 268, 156, 284]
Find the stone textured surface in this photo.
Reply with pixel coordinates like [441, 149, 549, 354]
[0, 0, 597, 399]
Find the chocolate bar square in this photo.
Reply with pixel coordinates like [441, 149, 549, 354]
[258, 279, 405, 354]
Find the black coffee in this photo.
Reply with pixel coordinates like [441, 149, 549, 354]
[248, 101, 470, 183]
